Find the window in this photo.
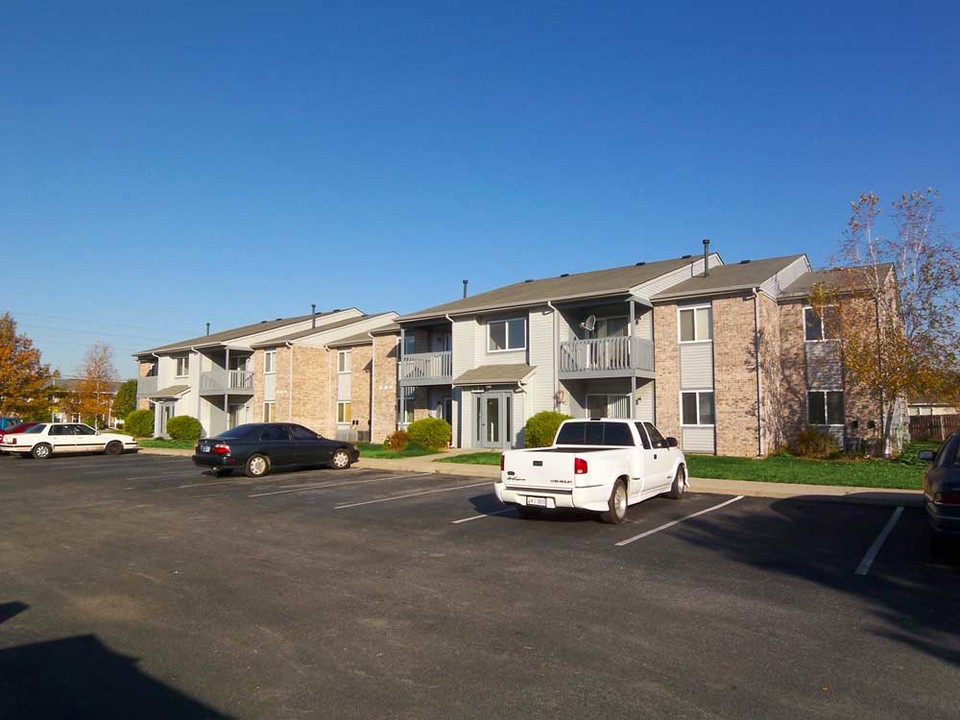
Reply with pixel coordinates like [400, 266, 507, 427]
[681, 391, 715, 425]
[264, 349, 276, 374]
[263, 401, 275, 422]
[555, 421, 635, 446]
[400, 388, 416, 425]
[804, 306, 839, 342]
[289, 424, 318, 441]
[337, 401, 351, 424]
[175, 356, 190, 377]
[679, 306, 712, 342]
[807, 391, 844, 425]
[643, 422, 669, 449]
[596, 316, 628, 338]
[402, 334, 416, 357]
[338, 350, 351, 374]
[488, 318, 526, 352]
[586, 394, 630, 419]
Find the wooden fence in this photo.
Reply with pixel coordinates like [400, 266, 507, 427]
[909, 414, 960, 441]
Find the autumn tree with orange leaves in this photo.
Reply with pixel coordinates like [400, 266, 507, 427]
[76, 341, 119, 428]
[812, 190, 960, 456]
[0, 312, 51, 417]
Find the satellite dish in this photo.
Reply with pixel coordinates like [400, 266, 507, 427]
[580, 315, 597, 332]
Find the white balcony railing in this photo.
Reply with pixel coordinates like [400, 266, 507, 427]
[200, 369, 254, 393]
[559, 336, 654, 375]
[399, 351, 453, 385]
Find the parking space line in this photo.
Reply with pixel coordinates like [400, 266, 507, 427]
[335, 481, 489, 509]
[615, 496, 745, 547]
[855, 506, 904, 577]
[250, 472, 434, 498]
[451, 508, 515, 524]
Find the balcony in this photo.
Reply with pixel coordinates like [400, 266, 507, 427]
[559, 336, 655, 379]
[137, 375, 158, 398]
[399, 351, 452, 387]
[199, 369, 255, 395]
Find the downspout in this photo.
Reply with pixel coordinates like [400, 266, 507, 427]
[224, 346, 230, 432]
[368, 332, 376, 442]
[628, 300, 637, 417]
[445, 314, 457, 446]
[150, 352, 161, 436]
[398, 328, 406, 428]
[545, 302, 560, 411]
[753, 289, 764, 456]
[189, 346, 201, 425]
[286, 341, 295, 421]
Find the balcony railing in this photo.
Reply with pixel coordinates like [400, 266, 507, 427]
[559, 336, 654, 376]
[200, 369, 254, 393]
[399, 351, 453, 386]
[137, 375, 158, 398]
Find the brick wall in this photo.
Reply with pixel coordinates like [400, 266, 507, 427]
[712, 295, 760, 456]
[252, 350, 264, 421]
[758, 293, 785, 453]
[652, 304, 680, 434]
[371, 335, 399, 442]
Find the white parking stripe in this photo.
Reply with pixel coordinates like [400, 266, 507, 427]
[855, 506, 904, 576]
[249, 472, 434, 498]
[451, 508, 515, 524]
[335, 481, 489, 509]
[615, 496, 745, 547]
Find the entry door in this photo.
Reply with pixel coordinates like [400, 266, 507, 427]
[476, 392, 513, 449]
[228, 403, 245, 428]
[159, 402, 176, 436]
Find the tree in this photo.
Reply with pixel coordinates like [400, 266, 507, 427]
[817, 189, 960, 455]
[76, 341, 118, 429]
[0, 312, 51, 417]
[112, 379, 138, 420]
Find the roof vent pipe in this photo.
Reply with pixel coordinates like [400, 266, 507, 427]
[311, 303, 316, 328]
[205, 322, 210, 336]
[702, 238, 710, 277]
[463, 279, 468, 298]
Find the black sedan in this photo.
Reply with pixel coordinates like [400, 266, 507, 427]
[193, 423, 359, 478]
[918, 429, 960, 550]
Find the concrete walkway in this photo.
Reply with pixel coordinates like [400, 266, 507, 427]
[139, 446, 922, 506]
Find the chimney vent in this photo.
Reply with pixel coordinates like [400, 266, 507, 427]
[463, 279, 468, 298]
[702, 238, 711, 277]
[311, 303, 316, 328]
[205, 322, 210, 336]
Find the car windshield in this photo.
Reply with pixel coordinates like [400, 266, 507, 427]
[217, 425, 260, 440]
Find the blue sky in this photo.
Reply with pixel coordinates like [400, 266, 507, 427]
[4, 0, 958, 377]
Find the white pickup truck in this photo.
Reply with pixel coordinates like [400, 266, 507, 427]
[496, 418, 687, 524]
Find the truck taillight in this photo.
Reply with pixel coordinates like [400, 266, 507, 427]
[574, 457, 588, 475]
[213, 443, 231, 455]
[500, 453, 505, 471]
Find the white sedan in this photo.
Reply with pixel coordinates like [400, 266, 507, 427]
[0, 422, 138, 459]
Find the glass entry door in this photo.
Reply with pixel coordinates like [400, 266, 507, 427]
[476, 391, 513, 449]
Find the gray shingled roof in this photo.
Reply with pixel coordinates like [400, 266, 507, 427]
[135, 310, 352, 356]
[150, 384, 190, 399]
[779, 264, 894, 300]
[452, 364, 535, 386]
[249, 313, 395, 348]
[653, 255, 805, 301]
[325, 323, 401, 348]
[398, 255, 702, 323]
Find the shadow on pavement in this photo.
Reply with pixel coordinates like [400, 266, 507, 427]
[0, 601, 29, 625]
[0, 633, 234, 720]
[676, 495, 960, 665]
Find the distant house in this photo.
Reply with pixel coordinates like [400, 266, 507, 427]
[47, 377, 124, 426]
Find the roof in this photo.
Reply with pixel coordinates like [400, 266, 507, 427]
[652, 255, 805, 302]
[398, 255, 703, 323]
[452, 364, 536, 386]
[779, 264, 895, 300]
[247, 313, 391, 348]
[149, 385, 190, 399]
[134, 309, 352, 356]
[47, 378, 124, 394]
[325, 323, 400, 348]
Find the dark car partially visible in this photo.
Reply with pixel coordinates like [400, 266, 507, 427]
[919, 430, 960, 551]
[192, 422, 359, 478]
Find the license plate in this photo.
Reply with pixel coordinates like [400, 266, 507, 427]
[199, 444, 211, 453]
[526, 496, 548, 507]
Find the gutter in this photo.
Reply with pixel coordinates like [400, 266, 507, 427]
[545, 301, 560, 410]
[368, 332, 376, 442]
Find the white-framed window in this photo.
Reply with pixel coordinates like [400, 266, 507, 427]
[488, 317, 526, 352]
[337, 401, 351, 424]
[402, 334, 416, 357]
[337, 349, 351, 374]
[804, 306, 839, 342]
[264, 349, 276, 374]
[263, 401, 275, 422]
[681, 391, 715, 426]
[175, 355, 190, 377]
[807, 390, 844, 426]
[679, 305, 712, 343]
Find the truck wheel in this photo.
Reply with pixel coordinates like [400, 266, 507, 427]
[600, 479, 628, 524]
[667, 466, 686, 499]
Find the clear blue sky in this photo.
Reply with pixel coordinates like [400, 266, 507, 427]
[4, 0, 958, 377]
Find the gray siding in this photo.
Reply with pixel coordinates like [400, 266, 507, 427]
[682, 426, 715, 453]
[761, 256, 810, 298]
[637, 380, 655, 423]
[633, 253, 721, 298]
[526, 307, 554, 417]
[263, 373, 277, 401]
[680, 343, 714, 389]
[806, 341, 842, 388]
[451, 319, 476, 377]
[637, 310, 653, 341]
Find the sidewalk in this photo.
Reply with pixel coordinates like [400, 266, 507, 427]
[139, 447, 922, 506]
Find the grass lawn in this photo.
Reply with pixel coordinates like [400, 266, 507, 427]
[686, 441, 937, 490]
[357, 442, 436, 459]
[435, 452, 501, 466]
[137, 438, 197, 450]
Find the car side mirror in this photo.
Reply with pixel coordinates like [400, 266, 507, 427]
[917, 450, 935, 462]
[665, 436, 678, 448]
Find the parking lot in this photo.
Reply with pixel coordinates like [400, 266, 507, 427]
[2, 452, 958, 720]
